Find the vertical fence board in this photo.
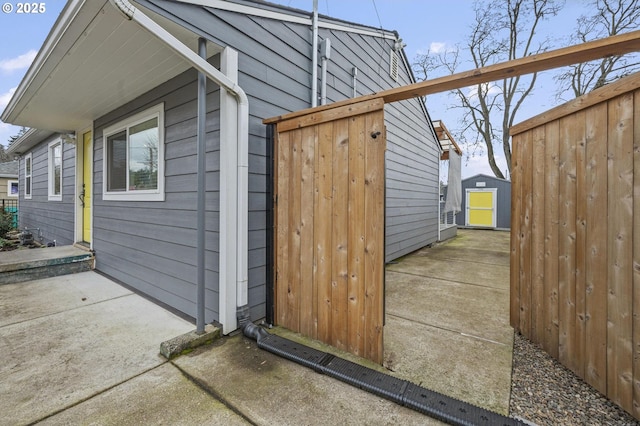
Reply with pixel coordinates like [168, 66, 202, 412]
[510, 134, 522, 329]
[558, 114, 577, 372]
[331, 119, 350, 350]
[299, 126, 317, 338]
[574, 110, 587, 378]
[276, 130, 291, 327]
[288, 129, 302, 332]
[364, 113, 385, 365]
[316, 121, 334, 344]
[584, 102, 608, 394]
[520, 130, 533, 336]
[607, 93, 634, 411]
[348, 115, 366, 357]
[532, 126, 546, 344]
[544, 121, 560, 357]
[633, 90, 640, 419]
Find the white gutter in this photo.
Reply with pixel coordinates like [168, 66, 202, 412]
[109, 0, 250, 330]
[6, 129, 56, 155]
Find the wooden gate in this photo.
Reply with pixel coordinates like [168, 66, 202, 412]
[270, 98, 386, 364]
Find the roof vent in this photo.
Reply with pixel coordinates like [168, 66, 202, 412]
[389, 50, 399, 82]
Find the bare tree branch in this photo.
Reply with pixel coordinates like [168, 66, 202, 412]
[554, 0, 640, 100]
[413, 0, 561, 178]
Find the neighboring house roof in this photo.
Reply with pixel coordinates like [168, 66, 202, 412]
[0, 160, 19, 178]
[1, 0, 402, 133]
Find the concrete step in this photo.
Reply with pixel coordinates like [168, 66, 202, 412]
[0, 245, 94, 285]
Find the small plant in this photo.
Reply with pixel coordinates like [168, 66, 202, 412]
[0, 237, 16, 251]
[0, 209, 15, 239]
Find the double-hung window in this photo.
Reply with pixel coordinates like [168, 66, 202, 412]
[48, 140, 62, 201]
[24, 153, 32, 199]
[102, 103, 165, 201]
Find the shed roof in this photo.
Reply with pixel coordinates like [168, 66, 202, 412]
[462, 173, 511, 184]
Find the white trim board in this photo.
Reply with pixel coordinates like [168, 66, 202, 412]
[175, 0, 397, 40]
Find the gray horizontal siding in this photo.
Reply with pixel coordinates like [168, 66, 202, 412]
[18, 135, 75, 245]
[312, 25, 439, 261]
[88, 0, 439, 323]
[92, 60, 222, 323]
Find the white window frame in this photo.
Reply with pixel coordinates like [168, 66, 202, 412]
[7, 180, 18, 197]
[102, 103, 165, 201]
[24, 153, 32, 199]
[48, 139, 63, 201]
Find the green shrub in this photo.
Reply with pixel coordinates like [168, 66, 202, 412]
[0, 210, 15, 238]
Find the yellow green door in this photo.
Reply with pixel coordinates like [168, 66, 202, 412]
[466, 189, 497, 228]
[82, 131, 92, 243]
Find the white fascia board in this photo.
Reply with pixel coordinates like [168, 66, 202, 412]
[174, 0, 397, 40]
[319, 20, 396, 40]
[6, 129, 56, 155]
[1, 0, 91, 124]
[175, 0, 310, 24]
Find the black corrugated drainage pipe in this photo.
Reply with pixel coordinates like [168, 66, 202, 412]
[242, 323, 526, 426]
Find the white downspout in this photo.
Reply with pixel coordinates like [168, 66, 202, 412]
[319, 38, 330, 106]
[220, 48, 239, 334]
[311, 0, 319, 107]
[109, 0, 250, 331]
[438, 159, 441, 242]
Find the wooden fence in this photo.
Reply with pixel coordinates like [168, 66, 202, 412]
[510, 72, 640, 419]
[268, 98, 386, 364]
[260, 29, 640, 367]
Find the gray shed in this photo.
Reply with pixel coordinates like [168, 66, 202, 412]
[456, 174, 511, 230]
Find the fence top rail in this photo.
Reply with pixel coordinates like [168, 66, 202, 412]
[264, 30, 640, 126]
[510, 70, 640, 136]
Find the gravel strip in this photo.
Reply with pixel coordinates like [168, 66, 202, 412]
[509, 333, 639, 425]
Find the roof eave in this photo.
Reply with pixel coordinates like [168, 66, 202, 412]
[1, 0, 222, 132]
[6, 129, 56, 155]
[0, 0, 87, 125]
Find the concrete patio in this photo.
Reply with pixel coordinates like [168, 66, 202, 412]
[384, 228, 513, 414]
[0, 229, 515, 425]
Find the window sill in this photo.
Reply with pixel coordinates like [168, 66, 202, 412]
[103, 192, 165, 202]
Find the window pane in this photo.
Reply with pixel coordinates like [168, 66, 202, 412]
[25, 157, 31, 196]
[107, 131, 127, 191]
[53, 144, 61, 195]
[128, 117, 158, 191]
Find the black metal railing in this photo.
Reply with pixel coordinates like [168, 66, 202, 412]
[2, 199, 18, 229]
